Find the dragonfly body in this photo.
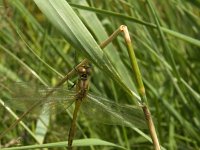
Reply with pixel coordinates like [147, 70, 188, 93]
[68, 64, 91, 150]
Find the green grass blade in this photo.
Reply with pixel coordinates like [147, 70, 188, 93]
[69, 3, 200, 47]
[1, 138, 126, 150]
[0, 98, 40, 144]
[0, 45, 46, 85]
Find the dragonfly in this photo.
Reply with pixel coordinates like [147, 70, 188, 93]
[0, 63, 146, 150]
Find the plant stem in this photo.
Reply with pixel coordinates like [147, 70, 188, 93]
[120, 25, 160, 150]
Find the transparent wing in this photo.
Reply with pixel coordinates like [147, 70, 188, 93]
[81, 93, 147, 129]
[1, 82, 76, 114]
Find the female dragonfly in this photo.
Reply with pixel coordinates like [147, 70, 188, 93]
[0, 63, 146, 150]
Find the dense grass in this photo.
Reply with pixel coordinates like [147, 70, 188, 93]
[0, 0, 200, 150]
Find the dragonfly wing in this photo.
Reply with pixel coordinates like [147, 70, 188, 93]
[80, 93, 147, 129]
[1, 82, 76, 114]
[43, 88, 76, 114]
[1, 82, 46, 112]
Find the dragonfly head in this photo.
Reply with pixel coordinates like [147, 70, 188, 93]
[77, 64, 91, 79]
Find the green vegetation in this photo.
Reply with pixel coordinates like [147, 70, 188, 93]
[0, 0, 199, 149]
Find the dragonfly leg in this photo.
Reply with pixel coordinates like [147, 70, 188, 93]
[69, 82, 76, 90]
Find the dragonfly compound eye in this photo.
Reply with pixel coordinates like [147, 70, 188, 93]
[78, 67, 86, 74]
[86, 68, 91, 75]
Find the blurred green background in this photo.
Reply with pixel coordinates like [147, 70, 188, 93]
[0, 0, 200, 149]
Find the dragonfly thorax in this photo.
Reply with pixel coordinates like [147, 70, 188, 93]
[75, 64, 91, 100]
[80, 74, 88, 80]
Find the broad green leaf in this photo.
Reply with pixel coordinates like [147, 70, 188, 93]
[75, 0, 137, 95]
[33, 0, 140, 101]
